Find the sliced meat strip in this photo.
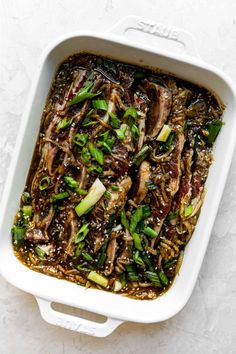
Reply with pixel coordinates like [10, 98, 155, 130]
[133, 160, 151, 205]
[142, 79, 172, 138]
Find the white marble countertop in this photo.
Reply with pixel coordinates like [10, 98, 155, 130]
[1, 1, 236, 353]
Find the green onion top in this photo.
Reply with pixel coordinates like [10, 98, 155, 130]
[92, 100, 108, 111]
[68, 83, 100, 106]
[56, 117, 72, 133]
[124, 107, 138, 119]
[39, 176, 50, 191]
[88, 143, 104, 165]
[133, 145, 151, 166]
[75, 223, 90, 243]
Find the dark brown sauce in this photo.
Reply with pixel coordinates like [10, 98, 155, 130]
[12, 53, 224, 300]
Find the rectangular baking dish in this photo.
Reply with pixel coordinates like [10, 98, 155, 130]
[0, 16, 236, 337]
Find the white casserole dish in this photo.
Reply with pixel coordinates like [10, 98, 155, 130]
[0, 16, 236, 337]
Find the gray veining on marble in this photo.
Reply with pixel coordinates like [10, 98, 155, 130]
[0, 1, 236, 353]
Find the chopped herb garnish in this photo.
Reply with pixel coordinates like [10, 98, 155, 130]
[126, 265, 139, 281]
[50, 192, 69, 203]
[11, 225, 26, 244]
[63, 175, 87, 196]
[111, 185, 119, 191]
[75, 223, 90, 243]
[73, 133, 88, 147]
[163, 259, 177, 269]
[82, 251, 94, 261]
[158, 269, 169, 286]
[132, 232, 143, 251]
[104, 191, 111, 199]
[75, 178, 106, 217]
[81, 147, 91, 164]
[39, 176, 50, 191]
[56, 117, 72, 133]
[133, 145, 151, 166]
[143, 226, 158, 239]
[88, 165, 103, 175]
[120, 209, 129, 229]
[22, 205, 33, 218]
[75, 242, 85, 257]
[167, 210, 179, 221]
[184, 204, 193, 217]
[156, 125, 172, 142]
[109, 112, 120, 128]
[207, 119, 223, 144]
[124, 107, 138, 119]
[115, 124, 127, 140]
[88, 143, 104, 165]
[92, 99, 108, 111]
[144, 271, 162, 288]
[87, 270, 108, 287]
[35, 246, 47, 260]
[131, 124, 140, 140]
[68, 83, 100, 106]
[133, 250, 145, 266]
[146, 180, 157, 191]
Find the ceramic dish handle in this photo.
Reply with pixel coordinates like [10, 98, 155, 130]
[36, 297, 123, 337]
[110, 15, 200, 58]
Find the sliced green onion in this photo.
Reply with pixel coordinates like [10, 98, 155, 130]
[63, 175, 87, 196]
[81, 147, 91, 164]
[73, 133, 88, 147]
[124, 107, 138, 119]
[133, 250, 145, 266]
[92, 100, 108, 111]
[132, 232, 143, 251]
[104, 191, 111, 199]
[111, 185, 119, 191]
[114, 124, 127, 140]
[143, 226, 158, 239]
[130, 205, 151, 234]
[167, 210, 179, 221]
[142, 252, 155, 272]
[98, 130, 115, 153]
[39, 176, 50, 191]
[50, 192, 69, 203]
[22, 205, 33, 218]
[63, 175, 78, 189]
[165, 131, 175, 149]
[76, 263, 90, 272]
[146, 180, 157, 191]
[35, 246, 47, 260]
[133, 145, 151, 166]
[75, 178, 106, 217]
[82, 109, 97, 127]
[88, 143, 104, 165]
[68, 84, 100, 106]
[87, 270, 108, 287]
[158, 269, 169, 286]
[120, 209, 129, 229]
[97, 238, 109, 267]
[82, 251, 94, 261]
[156, 124, 172, 142]
[131, 124, 140, 140]
[126, 265, 139, 281]
[88, 165, 103, 175]
[56, 117, 72, 133]
[144, 271, 162, 287]
[11, 225, 26, 244]
[75, 242, 85, 257]
[109, 112, 120, 128]
[75, 223, 90, 244]
[163, 259, 177, 269]
[22, 192, 31, 204]
[207, 119, 223, 144]
[184, 204, 193, 217]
